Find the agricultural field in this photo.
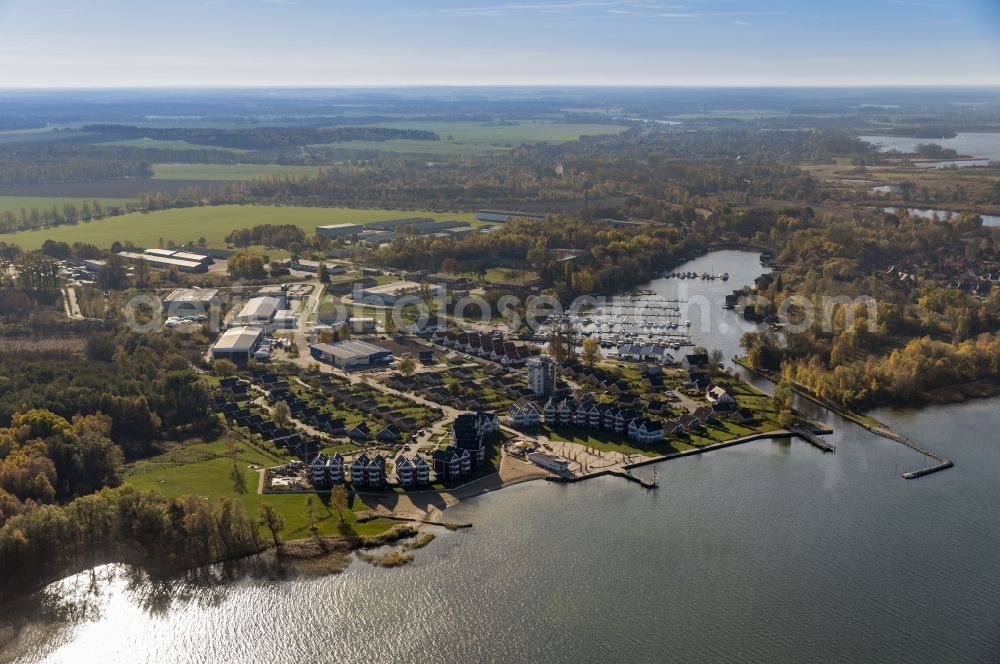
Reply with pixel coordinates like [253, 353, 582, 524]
[0, 195, 135, 215]
[98, 137, 246, 152]
[151, 163, 331, 181]
[317, 121, 629, 155]
[0, 204, 480, 251]
[125, 437, 395, 540]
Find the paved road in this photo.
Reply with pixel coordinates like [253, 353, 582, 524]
[63, 286, 84, 319]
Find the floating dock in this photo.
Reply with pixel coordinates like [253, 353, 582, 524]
[902, 461, 954, 480]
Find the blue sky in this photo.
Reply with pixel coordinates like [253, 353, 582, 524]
[0, 0, 998, 87]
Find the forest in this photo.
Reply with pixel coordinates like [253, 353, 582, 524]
[730, 208, 1000, 406]
[0, 308, 235, 600]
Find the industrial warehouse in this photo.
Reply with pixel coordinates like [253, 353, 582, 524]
[116, 248, 214, 273]
[474, 209, 546, 223]
[315, 218, 485, 248]
[162, 288, 220, 314]
[315, 223, 363, 239]
[309, 340, 393, 370]
[211, 327, 265, 364]
[234, 296, 282, 326]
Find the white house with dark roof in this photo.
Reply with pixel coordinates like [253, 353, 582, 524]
[508, 402, 540, 428]
[542, 397, 558, 425]
[351, 453, 370, 485]
[556, 399, 573, 426]
[365, 455, 386, 488]
[628, 418, 665, 444]
[412, 455, 430, 484]
[395, 455, 415, 486]
[706, 385, 736, 410]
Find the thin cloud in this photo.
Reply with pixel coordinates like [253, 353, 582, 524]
[391, 1, 688, 18]
[658, 11, 786, 18]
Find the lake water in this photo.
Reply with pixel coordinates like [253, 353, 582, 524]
[858, 132, 1000, 168]
[641, 249, 772, 362]
[3, 251, 999, 664]
[883, 207, 1000, 227]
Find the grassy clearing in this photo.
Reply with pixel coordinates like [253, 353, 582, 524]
[98, 137, 248, 152]
[317, 139, 506, 156]
[1, 204, 479, 251]
[0, 196, 134, 215]
[444, 267, 539, 283]
[542, 425, 692, 457]
[125, 437, 395, 541]
[151, 163, 331, 181]
[317, 121, 628, 155]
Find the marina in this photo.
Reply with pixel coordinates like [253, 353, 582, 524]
[3, 250, 997, 664]
[536, 293, 695, 350]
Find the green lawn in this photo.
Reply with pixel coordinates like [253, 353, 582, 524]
[316, 121, 628, 155]
[125, 437, 395, 541]
[92, 122, 628, 157]
[316, 139, 507, 156]
[151, 163, 331, 181]
[99, 137, 248, 152]
[1, 204, 479, 251]
[0, 196, 135, 215]
[542, 425, 693, 457]
[444, 267, 539, 283]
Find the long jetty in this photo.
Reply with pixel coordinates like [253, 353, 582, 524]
[734, 359, 953, 480]
[547, 430, 811, 488]
[546, 468, 658, 489]
[610, 469, 658, 488]
[793, 426, 836, 453]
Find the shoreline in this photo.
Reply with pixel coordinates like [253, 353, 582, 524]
[733, 358, 953, 478]
[363, 426, 832, 515]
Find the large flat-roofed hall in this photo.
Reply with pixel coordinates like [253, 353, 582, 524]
[309, 340, 393, 369]
[211, 327, 264, 364]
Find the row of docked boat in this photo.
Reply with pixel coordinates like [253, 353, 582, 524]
[537, 298, 695, 350]
[660, 271, 729, 281]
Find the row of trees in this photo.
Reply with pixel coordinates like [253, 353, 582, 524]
[82, 125, 440, 150]
[0, 199, 135, 233]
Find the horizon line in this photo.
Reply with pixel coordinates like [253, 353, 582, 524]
[2, 83, 1000, 91]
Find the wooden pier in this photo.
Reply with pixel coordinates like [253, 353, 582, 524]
[793, 427, 836, 453]
[609, 470, 658, 489]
